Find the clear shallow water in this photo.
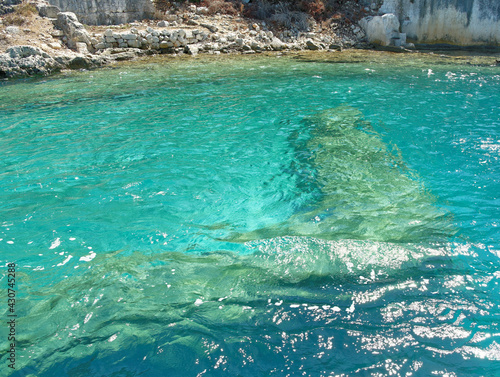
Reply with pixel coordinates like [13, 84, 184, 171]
[0, 52, 499, 376]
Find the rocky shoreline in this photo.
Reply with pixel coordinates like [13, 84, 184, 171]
[0, 0, 498, 80]
[0, 0, 373, 79]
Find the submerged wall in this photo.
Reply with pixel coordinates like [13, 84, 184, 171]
[378, 0, 500, 45]
[47, 0, 155, 25]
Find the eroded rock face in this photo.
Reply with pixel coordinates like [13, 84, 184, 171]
[374, 0, 500, 45]
[47, 0, 155, 25]
[359, 14, 400, 46]
[0, 45, 108, 79]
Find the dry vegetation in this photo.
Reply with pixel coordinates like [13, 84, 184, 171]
[154, 0, 364, 32]
[242, 0, 364, 27]
[2, 0, 37, 26]
[0, 1, 57, 53]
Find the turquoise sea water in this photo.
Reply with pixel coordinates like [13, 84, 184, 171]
[0, 52, 499, 376]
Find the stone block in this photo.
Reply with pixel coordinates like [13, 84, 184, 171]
[122, 33, 137, 40]
[50, 29, 64, 37]
[76, 42, 89, 54]
[49, 42, 62, 49]
[185, 44, 199, 55]
[127, 40, 140, 48]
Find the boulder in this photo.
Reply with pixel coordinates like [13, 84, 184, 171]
[359, 14, 400, 46]
[7, 45, 49, 59]
[270, 37, 285, 51]
[185, 44, 199, 55]
[122, 33, 137, 40]
[50, 29, 64, 37]
[127, 39, 140, 48]
[37, 4, 60, 18]
[0, 45, 61, 78]
[0, 0, 21, 15]
[76, 42, 89, 54]
[5, 26, 20, 34]
[56, 12, 91, 49]
[49, 41, 62, 50]
[68, 56, 91, 69]
[196, 6, 208, 15]
[306, 40, 320, 50]
[200, 23, 218, 33]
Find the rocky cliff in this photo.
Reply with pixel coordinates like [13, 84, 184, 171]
[374, 0, 500, 46]
[47, 0, 155, 25]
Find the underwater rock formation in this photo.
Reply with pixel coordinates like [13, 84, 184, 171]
[226, 106, 454, 243]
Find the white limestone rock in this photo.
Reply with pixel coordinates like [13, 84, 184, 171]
[185, 44, 199, 55]
[76, 42, 89, 54]
[5, 26, 20, 35]
[56, 12, 92, 49]
[359, 13, 400, 46]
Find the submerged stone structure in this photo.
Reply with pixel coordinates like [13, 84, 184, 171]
[225, 106, 454, 243]
[363, 0, 500, 46]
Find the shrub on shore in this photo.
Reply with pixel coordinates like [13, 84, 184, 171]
[203, 0, 239, 15]
[152, 0, 362, 35]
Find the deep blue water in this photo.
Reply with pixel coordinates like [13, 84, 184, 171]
[0, 52, 499, 376]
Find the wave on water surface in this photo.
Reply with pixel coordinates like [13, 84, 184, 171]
[2, 67, 499, 376]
